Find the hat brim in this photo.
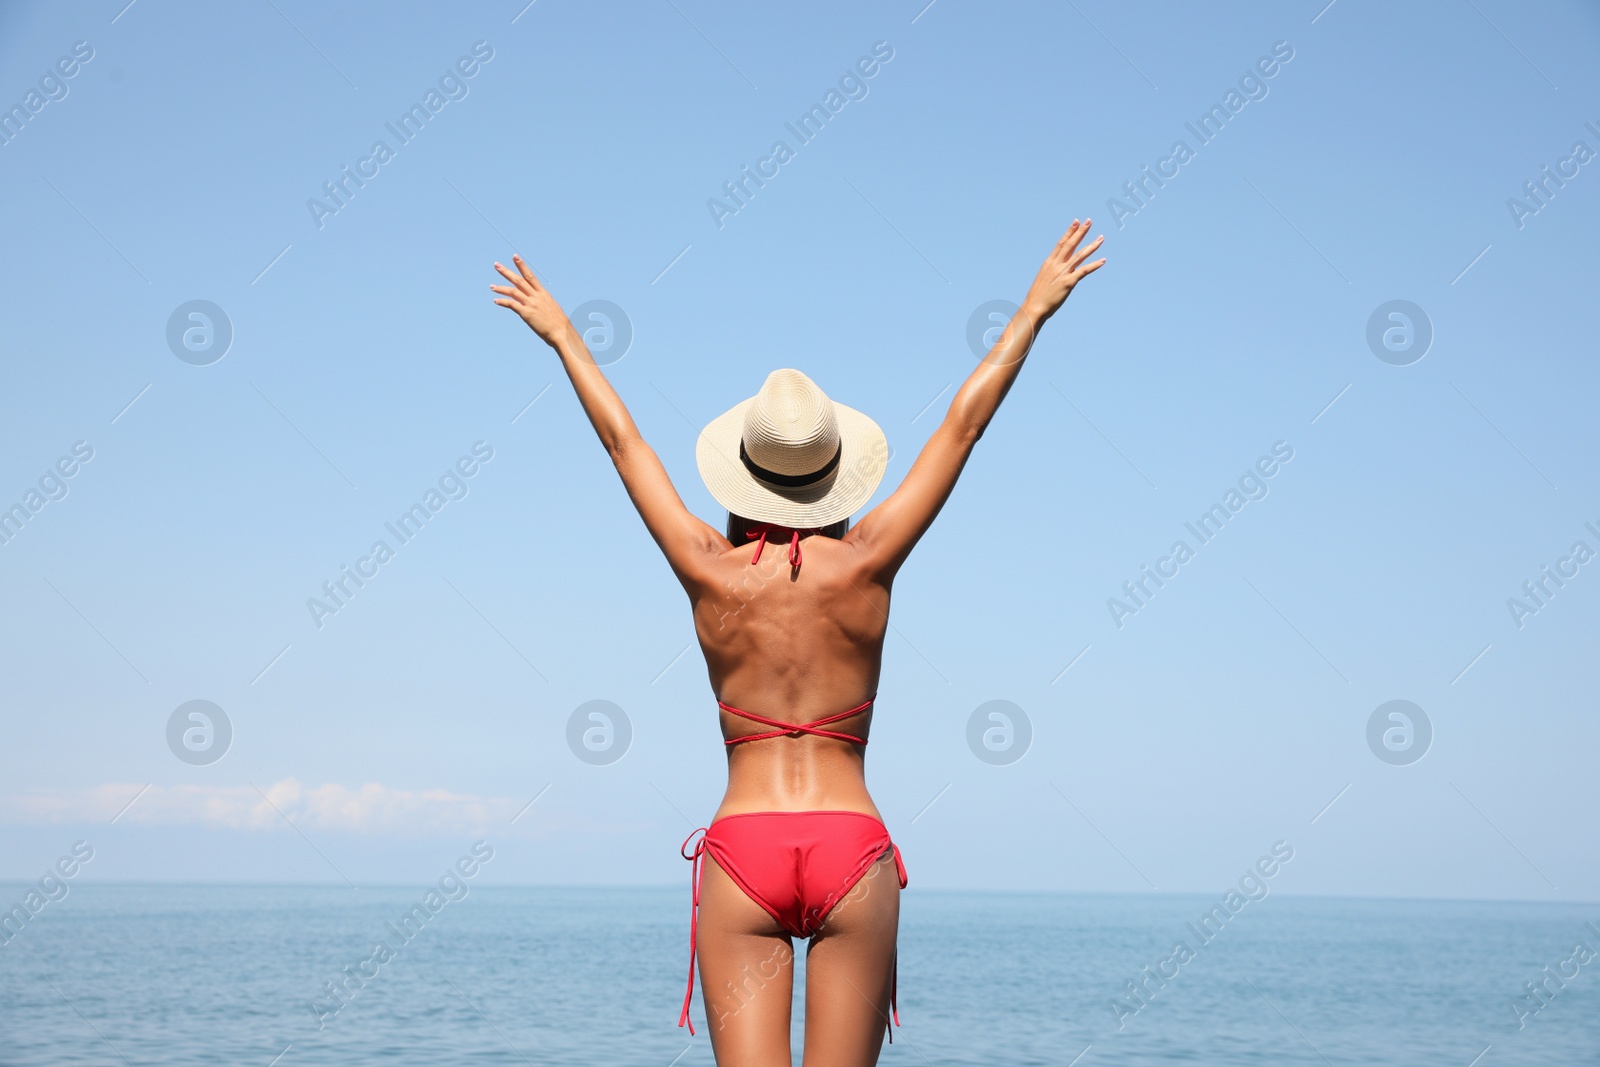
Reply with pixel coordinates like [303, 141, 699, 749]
[696, 397, 889, 528]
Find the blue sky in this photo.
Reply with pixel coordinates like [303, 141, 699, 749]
[1, 0, 1597, 903]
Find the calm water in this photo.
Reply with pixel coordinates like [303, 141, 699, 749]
[1, 885, 1596, 1065]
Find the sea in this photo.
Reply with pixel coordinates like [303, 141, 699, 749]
[1, 886, 1596, 1065]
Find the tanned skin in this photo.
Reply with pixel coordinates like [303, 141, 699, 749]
[491, 220, 1104, 1066]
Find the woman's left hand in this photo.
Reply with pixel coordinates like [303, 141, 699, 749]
[491, 254, 574, 349]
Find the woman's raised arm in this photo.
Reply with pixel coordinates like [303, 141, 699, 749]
[848, 219, 1106, 580]
[491, 254, 727, 587]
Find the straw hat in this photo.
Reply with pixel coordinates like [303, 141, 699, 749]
[696, 369, 888, 528]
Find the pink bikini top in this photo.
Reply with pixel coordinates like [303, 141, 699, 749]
[718, 697, 875, 747]
[742, 520, 821, 569]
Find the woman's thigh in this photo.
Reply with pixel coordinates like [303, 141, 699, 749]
[801, 848, 901, 1067]
[695, 854, 797, 1065]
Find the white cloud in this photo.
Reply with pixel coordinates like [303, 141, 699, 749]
[2, 779, 533, 835]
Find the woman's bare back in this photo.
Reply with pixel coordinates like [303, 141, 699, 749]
[690, 532, 892, 820]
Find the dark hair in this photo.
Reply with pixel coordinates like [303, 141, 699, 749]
[726, 512, 849, 547]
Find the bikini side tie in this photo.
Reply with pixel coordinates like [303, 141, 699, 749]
[679, 827, 709, 1035]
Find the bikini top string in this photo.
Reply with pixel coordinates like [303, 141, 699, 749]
[744, 521, 819, 569]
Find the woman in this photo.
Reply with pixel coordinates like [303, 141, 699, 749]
[490, 219, 1105, 1065]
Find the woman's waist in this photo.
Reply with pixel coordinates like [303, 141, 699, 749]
[713, 762, 880, 822]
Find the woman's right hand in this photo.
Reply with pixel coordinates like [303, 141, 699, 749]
[491, 254, 576, 349]
[1020, 219, 1106, 326]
